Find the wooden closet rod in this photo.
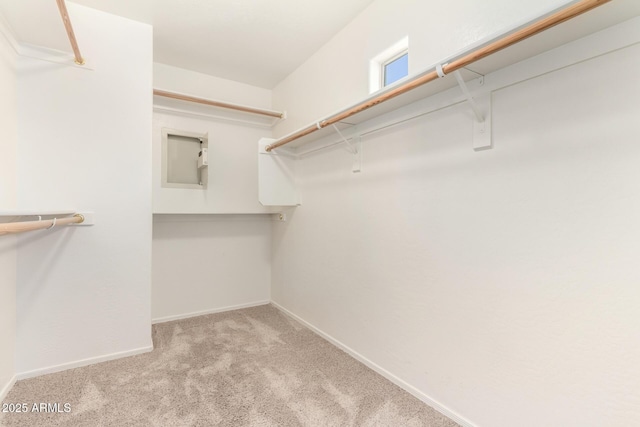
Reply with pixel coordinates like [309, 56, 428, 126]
[56, 0, 84, 65]
[154, 89, 285, 119]
[0, 215, 84, 236]
[265, 0, 610, 152]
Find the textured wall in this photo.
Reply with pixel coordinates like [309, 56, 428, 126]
[15, 4, 153, 376]
[152, 215, 271, 322]
[271, 14, 640, 427]
[151, 65, 274, 321]
[0, 17, 17, 399]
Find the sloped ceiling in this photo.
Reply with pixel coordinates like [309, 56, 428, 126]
[0, 0, 374, 88]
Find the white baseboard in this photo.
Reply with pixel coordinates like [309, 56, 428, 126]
[16, 346, 153, 381]
[270, 301, 477, 427]
[0, 375, 17, 402]
[152, 300, 270, 324]
[14, 302, 270, 381]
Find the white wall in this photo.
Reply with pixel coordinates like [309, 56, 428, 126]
[155, 62, 272, 109]
[152, 110, 274, 214]
[0, 19, 17, 399]
[152, 215, 271, 322]
[271, 9, 640, 427]
[153, 63, 275, 214]
[272, 0, 572, 137]
[152, 65, 274, 320]
[15, 4, 153, 376]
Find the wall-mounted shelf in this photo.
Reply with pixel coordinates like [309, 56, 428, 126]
[268, 0, 638, 152]
[258, 0, 639, 207]
[0, 210, 95, 226]
[0, 209, 77, 222]
[153, 89, 285, 129]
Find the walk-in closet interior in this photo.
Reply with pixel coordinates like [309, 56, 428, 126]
[1, 0, 639, 425]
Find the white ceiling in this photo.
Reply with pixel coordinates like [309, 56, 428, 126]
[0, 0, 374, 88]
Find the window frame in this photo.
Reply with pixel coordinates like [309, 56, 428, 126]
[369, 36, 409, 94]
[381, 49, 409, 88]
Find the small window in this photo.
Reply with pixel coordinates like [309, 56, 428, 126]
[382, 51, 408, 87]
[370, 37, 409, 93]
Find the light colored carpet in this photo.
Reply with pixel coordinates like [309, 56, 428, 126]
[1, 305, 459, 426]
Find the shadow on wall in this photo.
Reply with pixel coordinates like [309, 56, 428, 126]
[14, 229, 76, 319]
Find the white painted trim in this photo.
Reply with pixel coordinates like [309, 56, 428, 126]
[0, 375, 17, 402]
[16, 346, 153, 381]
[152, 300, 271, 324]
[270, 301, 478, 427]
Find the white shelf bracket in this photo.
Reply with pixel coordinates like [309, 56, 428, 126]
[331, 124, 357, 154]
[74, 211, 95, 225]
[331, 124, 362, 173]
[452, 70, 492, 151]
[352, 134, 362, 173]
[472, 94, 492, 151]
[452, 70, 483, 122]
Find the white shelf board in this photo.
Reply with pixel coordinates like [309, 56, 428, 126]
[152, 212, 278, 215]
[466, 1, 639, 76]
[0, 209, 78, 224]
[0, 209, 77, 217]
[278, 69, 477, 151]
[273, 0, 639, 151]
[153, 94, 279, 129]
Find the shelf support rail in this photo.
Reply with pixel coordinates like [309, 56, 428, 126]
[264, 0, 611, 153]
[0, 214, 85, 236]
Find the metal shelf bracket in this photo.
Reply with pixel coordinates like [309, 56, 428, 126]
[452, 70, 492, 151]
[331, 124, 362, 173]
